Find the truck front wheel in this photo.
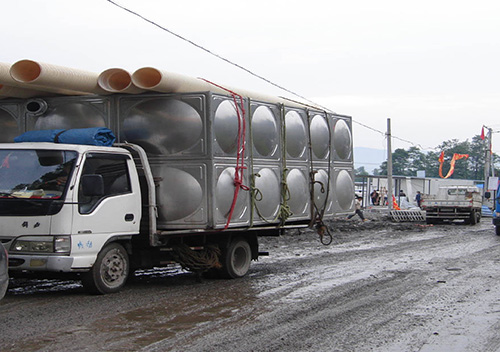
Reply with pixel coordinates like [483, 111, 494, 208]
[82, 243, 129, 294]
[221, 238, 252, 279]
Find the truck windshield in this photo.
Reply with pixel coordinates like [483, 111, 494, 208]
[0, 149, 77, 200]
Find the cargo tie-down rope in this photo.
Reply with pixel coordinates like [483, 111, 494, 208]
[305, 110, 333, 246]
[248, 104, 292, 227]
[200, 79, 248, 230]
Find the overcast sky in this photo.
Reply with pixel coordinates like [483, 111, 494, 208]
[2, 0, 499, 154]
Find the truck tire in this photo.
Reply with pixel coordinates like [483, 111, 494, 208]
[468, 211, 481, 225]
[82, 243, 129, 294]
[221, 238, 252, 279]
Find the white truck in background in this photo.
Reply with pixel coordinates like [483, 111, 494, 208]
[421, 186, 482, 225]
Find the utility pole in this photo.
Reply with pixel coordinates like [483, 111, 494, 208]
[484, 126, 492, 196]
[490, 130, 494, 177]
[387, 118, 393, 210]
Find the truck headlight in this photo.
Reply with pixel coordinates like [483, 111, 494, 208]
[11, 236, 71, 254]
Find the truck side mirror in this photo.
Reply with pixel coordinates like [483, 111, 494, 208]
[485, 191, 491, 199]
[81, 174, 104, 197]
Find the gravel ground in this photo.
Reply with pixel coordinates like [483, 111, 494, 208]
[0, 215, 499, 352]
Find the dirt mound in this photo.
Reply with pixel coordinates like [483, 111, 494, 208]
[326, 216, 429, 233]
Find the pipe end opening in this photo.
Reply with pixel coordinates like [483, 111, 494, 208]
[11, 60, 42, 83]
[132, 68, 162, 89]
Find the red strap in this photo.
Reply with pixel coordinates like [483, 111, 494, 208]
[200, 79, 248, 229]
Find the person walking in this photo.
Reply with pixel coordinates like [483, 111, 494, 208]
[415, 191, 422, 208]
[348, 196, 367, 221]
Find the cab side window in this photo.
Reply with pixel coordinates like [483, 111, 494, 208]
[78, 154, 131, 214]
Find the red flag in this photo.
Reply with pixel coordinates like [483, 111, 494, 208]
[438, 151, 444, 163]
[438, 153, 469, 179]
[481, 126, 485, 140]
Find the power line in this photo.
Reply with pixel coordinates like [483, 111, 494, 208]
[105, 0, 322, 109]
[106, 0, 433, 151]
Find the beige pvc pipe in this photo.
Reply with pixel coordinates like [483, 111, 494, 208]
[0, 84, 51, 99]
[10, 59, 105, 95]
[132, 67, 213, 93]
[0, 62, 55, 98]
[131, 67, 309, 108]
[98, 68, 145, 94]
[0, 62, 13, 84]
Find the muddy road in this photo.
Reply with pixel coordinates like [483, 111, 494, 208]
[1, 218, 500, 352]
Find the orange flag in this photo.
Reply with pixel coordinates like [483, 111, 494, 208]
[392, 195, 400, 210]
[439, 152, 469, 179]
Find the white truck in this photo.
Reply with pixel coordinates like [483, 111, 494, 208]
[421, 186, 482, 225]
[0, 91, 355, 294]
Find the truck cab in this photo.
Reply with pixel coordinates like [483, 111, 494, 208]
[0, 142, 142, 292]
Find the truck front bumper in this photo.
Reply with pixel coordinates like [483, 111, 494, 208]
[8, 255, 74, 272]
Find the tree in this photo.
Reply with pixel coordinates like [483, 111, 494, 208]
[377, 134, 498, 180]
[354, 166, 369, 182]
[355, 166, 369, 176]
[377, 147, 427, 176]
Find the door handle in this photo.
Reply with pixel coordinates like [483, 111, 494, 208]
[125, 213, 134, 222]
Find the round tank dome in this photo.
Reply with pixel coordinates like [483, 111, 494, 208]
[216, 167, 248, 220]
[333, 119, 352, 160]
[253, 167, 280, 218]
[285, 111, 307, 158]
[156, 167, 203, 222]
[34, 102, 106, 130]
[336, 170, 354, 211]
[214, 100, 240, 154]
[252, 106, 278, 157]
[123, 98, 202, 155]
[286, 168, 309, 214]
[310, 114, 329, 159]
[313, 169, 331, 209]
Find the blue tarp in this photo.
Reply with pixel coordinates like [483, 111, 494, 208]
[482, 205, 493, 218]
[14, 128, 116, 147]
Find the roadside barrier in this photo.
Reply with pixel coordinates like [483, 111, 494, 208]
[390, 210, 426, 222]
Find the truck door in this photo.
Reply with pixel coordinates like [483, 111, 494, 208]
[71, 153, 141, 245]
